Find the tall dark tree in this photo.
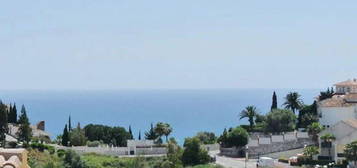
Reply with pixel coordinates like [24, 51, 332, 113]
[17, 105, 32, 143]
[128, 125, 133, 139]
[68, 115, 72, 132]
[7, 104, 12, 123]
[7, 103, 18, 124]
[62, 124, 69, 146]
[138, 130, 141, 140]
[145, 123, 158, 140]
[0, 102, 8, 147]
[271, 91, 278, 110]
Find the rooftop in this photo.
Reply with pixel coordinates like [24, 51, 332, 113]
[334, 79, 357, 86]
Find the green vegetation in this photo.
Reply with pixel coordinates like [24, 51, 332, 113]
[194, 132, 217, 145]
[307, 122, 323, 145]
[145, 123, 158, 141]
[18, 105, 32, 143]
[344, 140, 357, 166]
[154, 122, 173, 143]
[239, 106, 258, 130]
[318, 87, 334, 101]
[182, 137, 210, 166]
[8, 103, 18, 123]
[265, 109, 296, 133]
[297, 102, 318, 128]
[83, 124, 131, 147]
[218, 126, 248, 148]
[303, 146, 319, 160]
[283, 92, 303, 114]
[271, 91, 278, 110]
[70, 123, 87, 146]
[62, 124, 69, 146]
[0, 102, 8, 147]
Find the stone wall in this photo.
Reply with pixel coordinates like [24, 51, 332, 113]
[220, 131, 314, 158]
[57, 146, 167, 156]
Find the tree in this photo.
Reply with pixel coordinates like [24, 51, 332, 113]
[240, 106, 258, 130]
[307, 122, 323, 145]
[195, 132, 217, 145]
[62, 124, 69, 146]
[0, 102, 8, 147]
[166, 138, 183, 168]
[283, 92, 303, 114]
[271, 91, 278, 110]
[225, 126, 248, 147]
[162, 123, 173, 142]
[318, 87, 334, 101]
[265, 109, 296, 133]
[68, 115, 72, 132]
[297, 102, 318, 128]
[64, 150, 87, 168]
[8, 103, 18, 124]
[303, 146, 319, 160]
[17, 105, 32, 143]
[70, 123, 87, 146]
[145, 123, 158, 141]
[320, 133, 336, 157]
[128, 125, 133, 140]
[182, 137, 210, 166]
[344, 141, 357, 166]
[138, 130, 141, 140]
[217, 128, 228, 147]
[83, 124, 131, 147]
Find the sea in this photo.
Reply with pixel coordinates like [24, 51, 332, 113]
[0, 89, 320, 144]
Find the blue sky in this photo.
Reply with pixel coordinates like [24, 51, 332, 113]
[0, 1, 356, 90]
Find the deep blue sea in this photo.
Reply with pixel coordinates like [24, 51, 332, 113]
[0, 89, 320, 144]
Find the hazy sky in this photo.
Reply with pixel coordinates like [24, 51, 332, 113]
[0, 1, 356, 90]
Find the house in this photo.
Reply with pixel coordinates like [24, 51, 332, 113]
[318, 119, 357, 164]
[318, 79, 357, 128]
[8, 121, 50, 143]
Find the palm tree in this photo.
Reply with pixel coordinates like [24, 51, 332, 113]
[283, 92, 303, 114]
[307, 122, 324, 145]
[240, 106, 258, 130]
[320, 133, 336, 159]
[163, 123, 173, 142]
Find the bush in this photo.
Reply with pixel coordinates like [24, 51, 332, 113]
[30, 142, 56, 154]
[182, 137, 210, 166]
[8, 141, 17, 148]
[265, 109, 296, 133]
[57, 149, 66, 157]
[225, 127, 248, 147]
[87, 141, 101, 147]
[278, 157, 289, 163]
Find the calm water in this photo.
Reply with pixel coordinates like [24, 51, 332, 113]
[0, 89, 320, 144]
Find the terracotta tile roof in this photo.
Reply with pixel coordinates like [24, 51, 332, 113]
[318, 93, 357, 107]
[335, 79, 357, 86]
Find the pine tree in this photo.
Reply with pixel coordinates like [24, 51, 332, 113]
[0, 101, 8, 147]
[271, 91, 278, 110]
[62, 124, 69, 146]
[18, 105, 32, 143]
[128, 125, 133, 139]
[138, 130, 141, 140]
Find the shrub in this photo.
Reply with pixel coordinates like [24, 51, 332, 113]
[278, 157, 289, 163]
[225, 127, 248, 147]
[182, 137, 210, 166]
[87, 141, 101, 147]
[57, 149, 66, 157]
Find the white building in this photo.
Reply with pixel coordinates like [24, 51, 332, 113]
[319, 119, 357, 165]
[318, 79, 357, 128]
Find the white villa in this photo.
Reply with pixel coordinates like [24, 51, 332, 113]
[318, 79, 357, 128]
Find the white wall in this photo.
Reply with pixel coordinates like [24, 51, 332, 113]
[319, 106, 357, 127]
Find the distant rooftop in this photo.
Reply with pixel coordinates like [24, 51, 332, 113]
[334, 79, 357, 86]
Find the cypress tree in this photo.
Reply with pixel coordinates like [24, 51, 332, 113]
[129, 125, 133, 139]
[12, 103, 18, 124]
[271, 91, 278, 110]
[0, 101, 8, 147]
[7, 104, 12, 123]
[18, 105, 32, 143]
[68, 115, 72, 132]
[138, 130, 141, 140]
[62, 124, 69, 146]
